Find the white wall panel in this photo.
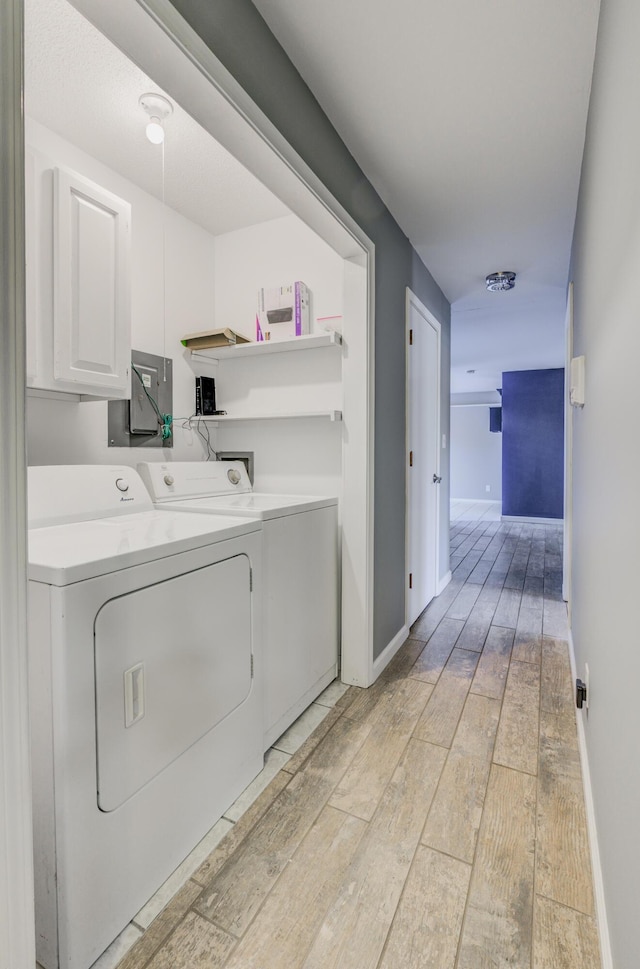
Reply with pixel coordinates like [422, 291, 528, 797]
[450, 406, 502, 500]
[570, 0, 639, 965]
[209, 214, 344, 501]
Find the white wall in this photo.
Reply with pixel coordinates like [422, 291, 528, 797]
[450, 406, 502, 500]
[26, 127, 345, 501]
[570, 1, 640, 966]
[195, 215, 344, 497]
[213, 214, 344, 341]
[26, 118, 217, 467]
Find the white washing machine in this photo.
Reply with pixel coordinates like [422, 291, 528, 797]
[27, 465, 263, 969]
[138, 461, 339, 749]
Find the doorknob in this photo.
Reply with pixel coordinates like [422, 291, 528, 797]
[433, 473, 442, 484]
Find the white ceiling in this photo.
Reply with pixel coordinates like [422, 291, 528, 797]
[24, 0, 289, 238]
[25, 0, 602, 395]
[252, 0, 601, 392]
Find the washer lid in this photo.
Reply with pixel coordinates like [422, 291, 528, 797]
[159, 492, 339, 521]
[28, 509, 260, 586]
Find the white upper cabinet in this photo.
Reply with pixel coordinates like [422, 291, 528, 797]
[26, 151, 131, 398]
[53, 167, 131, 394]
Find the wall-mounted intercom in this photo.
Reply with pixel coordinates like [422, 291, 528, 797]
[570, 355, 585, 407]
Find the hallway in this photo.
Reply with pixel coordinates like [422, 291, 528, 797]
[103, 517, 600, 969]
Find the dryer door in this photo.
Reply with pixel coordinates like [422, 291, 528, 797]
[94, 553, 252, 811]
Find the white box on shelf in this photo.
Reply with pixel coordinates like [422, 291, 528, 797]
[257, 281, 310, 342]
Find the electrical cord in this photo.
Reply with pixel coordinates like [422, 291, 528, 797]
[178, 415, 218, 460]
[130, 365, 219, 458]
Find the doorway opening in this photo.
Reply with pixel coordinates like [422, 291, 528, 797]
[24, 0, 377, 684]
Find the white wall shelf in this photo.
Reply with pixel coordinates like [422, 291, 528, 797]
[190, 330, 342, 363]
[194, 409, 342, 424]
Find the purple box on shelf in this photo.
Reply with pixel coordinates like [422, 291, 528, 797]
[257, 281, 310, 342]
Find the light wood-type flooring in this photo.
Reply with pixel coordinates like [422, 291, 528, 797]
[99, 517, 600, 969]
[450, 498, 502, 522]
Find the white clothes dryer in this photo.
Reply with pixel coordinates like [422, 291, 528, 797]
[27, 465, 263, 969]
[138, 461, 339, 749]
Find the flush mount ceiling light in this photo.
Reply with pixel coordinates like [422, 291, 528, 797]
[139, 93, 173, 145]
[485, 271, 516, 292]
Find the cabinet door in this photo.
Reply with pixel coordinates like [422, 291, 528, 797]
[53, 166, 131, 395]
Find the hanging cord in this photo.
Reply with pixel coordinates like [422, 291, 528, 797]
[178, 415, 218, 460]
[131, 364, 173, 441]
[161, 134, 168, 381]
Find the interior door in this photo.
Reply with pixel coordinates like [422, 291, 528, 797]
[406, 289, 441, 626]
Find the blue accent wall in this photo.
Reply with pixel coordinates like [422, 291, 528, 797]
[502, 369, 564, 519]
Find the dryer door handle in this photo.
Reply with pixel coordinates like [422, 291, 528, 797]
[124, 663, 145, 727]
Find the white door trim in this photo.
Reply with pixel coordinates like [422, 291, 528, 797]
[340, 253, 376, 685]
[0, 0, 36, 966]
[75, 0, 376, 684]
[405, 287, 442, 627]
[568, 632, 613, 969]
[563, 282, 574, 609]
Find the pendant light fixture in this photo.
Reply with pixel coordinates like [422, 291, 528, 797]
[139, 93, 173, 145]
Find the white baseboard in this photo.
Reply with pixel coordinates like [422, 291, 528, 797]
[372, 624, 409, 681]
[436, 570, 452, 595]
[567, 631, 613, 969]
[500, 515, 564, 525]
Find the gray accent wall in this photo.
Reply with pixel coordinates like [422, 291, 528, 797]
[168, 0, 451, 660]
[570, 0, 639, 964]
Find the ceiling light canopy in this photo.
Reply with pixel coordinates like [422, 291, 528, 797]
[139, 93, 173, 145]
[485, 271, 516, 292]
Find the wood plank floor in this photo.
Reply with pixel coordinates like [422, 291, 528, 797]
[450, 499, 502, 522]
[104, 518, 600, 969]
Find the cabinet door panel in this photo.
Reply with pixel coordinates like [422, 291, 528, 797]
[54, 166, 130, 394]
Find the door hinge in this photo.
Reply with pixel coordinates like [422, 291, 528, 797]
[251, 654, 254, 678]
[249, 567, 253, 592]
[409, 450, 413, 467]
[409, 328, 413, 346]
[409, 572, 413, 589]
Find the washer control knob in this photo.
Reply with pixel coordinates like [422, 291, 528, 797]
[115, 478, 129, 493]
[227, 469, 242, 485]
[163, 474, 175, 486]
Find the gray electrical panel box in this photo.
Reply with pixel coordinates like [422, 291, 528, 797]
[108, 350, 173, 448]
[130, 363, 160, 434]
